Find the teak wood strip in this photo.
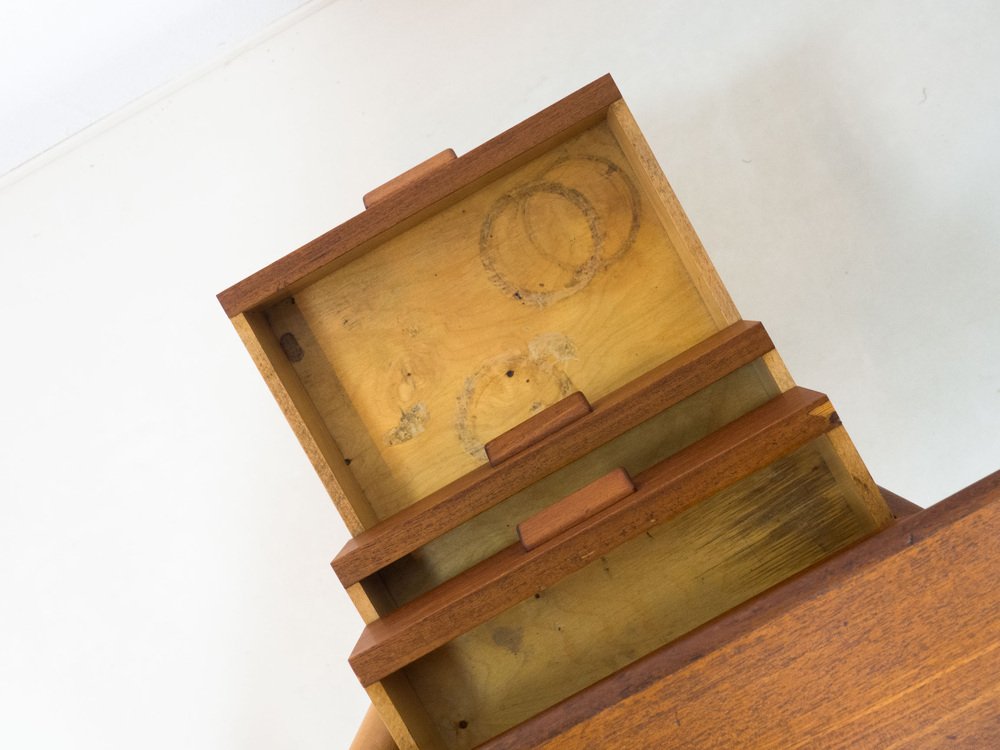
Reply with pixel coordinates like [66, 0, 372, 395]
[362, 149, 457, 209]
[348, 387, 836, 686]
[217, 75, 622, 317]
[332, 320, 774, 587]
[518, 467, 634, 551]
[481, 470, 1000, 750]
[485, 392, 592, 467]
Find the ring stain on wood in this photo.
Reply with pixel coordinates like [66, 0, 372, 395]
[479, 155, 641, 306]
[455, 334, 577, 457]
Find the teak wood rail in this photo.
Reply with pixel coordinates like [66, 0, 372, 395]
[333, 320, 774, 587]
[349, 386, 839, 686]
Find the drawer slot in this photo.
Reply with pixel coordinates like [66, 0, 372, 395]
[349, 386, 839, 686]
[333, 320, 774, 587]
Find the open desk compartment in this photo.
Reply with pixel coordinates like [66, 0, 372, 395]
[218, 76, 892, 749]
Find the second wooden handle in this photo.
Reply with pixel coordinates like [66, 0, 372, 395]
[518, 468, 635, 550]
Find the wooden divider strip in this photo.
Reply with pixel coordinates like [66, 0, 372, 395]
[348, 387, 837, 686]
[333, 320, 774, 587]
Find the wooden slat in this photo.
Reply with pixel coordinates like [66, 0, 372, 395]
[348, 387, 838, 686]
[482, 470, 1000, 750]
[332, 320, 774, 587]
[217, 75, 622, 317]
[485, 391, 592, 466]
[363, 149, 456, 209]
[517, 467, 634, 551]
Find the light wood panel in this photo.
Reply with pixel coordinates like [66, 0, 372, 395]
[267, 120, 726, 527]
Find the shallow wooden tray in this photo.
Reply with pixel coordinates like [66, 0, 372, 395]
[219, 75, 892, 749]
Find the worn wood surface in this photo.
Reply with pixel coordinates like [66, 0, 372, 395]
[349, 387, 839, 687]
[483, 470, 1000, 750]
[364, 149, 457, 209]
[398, 438, 875, 748]
[217, 75, 622, 317]
[517, 467, 634, 551]
[484, 392, 592, 467]
[221, 79, 895, 749]
[332, 321, 774, 586]
[273, 117, 739, 538]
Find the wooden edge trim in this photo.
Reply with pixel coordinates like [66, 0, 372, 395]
[606, 100, 740, 328]
[517, 467, 634, 551]
[217, 74, 622, 316]
[347, 387, 836, 686]
[363, 149, 457, 209]
[485, 392, 592, 466]
[878, 484, 922, 518]
[332, 320, 774, 587]
[479, 469, 1000, 750]
[232, 311, 375, 533]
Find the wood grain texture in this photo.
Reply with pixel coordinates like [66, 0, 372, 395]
[349, 706, 399, 750]
[332, 320, 774, 586]
[517, 467, 634, 551]
[217, 75, 622, 317]
[607, 100, 739, 329]
[484, 392, 591, 466]
[349, 387, 838, 687]
[405, 440, 875, 748]
[482, 470, 1000, 750]
[364, 149, 457, 209]
[272, 118, 733, 535]
[231, 311, 376, 535]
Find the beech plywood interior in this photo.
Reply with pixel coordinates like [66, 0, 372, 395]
[393, 438, 878, 750]
[263, 120, 722, 522]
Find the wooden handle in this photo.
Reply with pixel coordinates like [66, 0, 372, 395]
[362, 148, 457, 208]
[518, 468, 634, 550]
[485, 392, 592, 466]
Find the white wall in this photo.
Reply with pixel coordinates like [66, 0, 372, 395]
[2, 1, 998, 748]
[0, 0, 308, 175]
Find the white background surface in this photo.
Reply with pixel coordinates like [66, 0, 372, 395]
[2, 1, 998, 748]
